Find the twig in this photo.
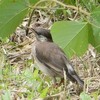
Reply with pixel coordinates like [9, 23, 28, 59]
[26, 0, 47, 35]
[26, 0, 90, 35]
[52, 0, 90, 16]
[26, 9, 35, 35]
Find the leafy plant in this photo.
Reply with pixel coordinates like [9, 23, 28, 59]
[0, 0, 100, 56]
[80, 92, 91, 100]
[51, 21, 90, 57]
[0, 0, 100, 99]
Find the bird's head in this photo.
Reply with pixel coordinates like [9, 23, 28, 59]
[30, 27, 53, 42]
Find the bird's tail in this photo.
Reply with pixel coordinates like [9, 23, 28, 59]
[65, 62, 84, 87]
[68, 72, 84, 87]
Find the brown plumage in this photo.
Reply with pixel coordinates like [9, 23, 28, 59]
[31, 28, 84, 87]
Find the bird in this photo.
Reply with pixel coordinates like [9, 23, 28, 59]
[31, 27, 84, 87]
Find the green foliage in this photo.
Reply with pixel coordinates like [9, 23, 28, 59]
[1, 90, 11, 100]
[0, 0, 100, 54]
[0, 0, 28, 38]
[91, 91, 100, 100]
[0, 0, 40, 39]
[40, 87, 49, 98]
[51, 21, 90, 57]
[29, 0, 39, 4]
[81, 0, 97, 11]
[80, 92, 91, 100]
[90, 6, 100, 51]
[0, 0, 100, 99]
[63, 0, 75, 5]
[33, 69, 39, 80]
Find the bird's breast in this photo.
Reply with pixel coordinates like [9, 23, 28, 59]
[31, 42, 56, 77]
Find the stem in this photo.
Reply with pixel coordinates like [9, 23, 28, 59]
[26, 0, 90, 34]
[52, 0, 90, 16]
[26, 0, 45, 35]
[34, 0, 90, 16]
[26, 9, 35, 35]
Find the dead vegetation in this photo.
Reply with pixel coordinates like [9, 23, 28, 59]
[0, 9, 100, 100]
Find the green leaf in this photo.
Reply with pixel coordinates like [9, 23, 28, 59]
[51, 21, 89, 58]
[88, 24, 95, 46]
[40, 87, 49, 98]
[81, 0, 96, 11]
[90, 7, 100, 27]
[0, 0, 29, 38]
[29, 0, 39, 5]
[1, 90, 11, 100]
[81, 0, 91, 11]
[33, 69, 39, 80]
[92, 26, 100, 51]
[23, 68, 35, 83]
[64, 0, 75, 5]
[37, 82, 43, 92]
[90, 6, 100, 52]
[91, 91, 99, 100]
[80, 92, 91, 100]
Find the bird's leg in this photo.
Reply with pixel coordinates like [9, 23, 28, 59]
[52, 78, 64, 88]
[52, 77, 59, 88]
[59, 78, 64, 86]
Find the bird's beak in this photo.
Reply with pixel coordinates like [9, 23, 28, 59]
[29, 27, 37, 35]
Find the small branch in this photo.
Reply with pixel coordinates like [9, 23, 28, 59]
[26, 9, 35, 35]
[26, 0, 90, 35]
[26, 0, 47, 35]
[34, 0, 90, 16]
[33, 0, 90, 16]
[52, 0, 90, 16]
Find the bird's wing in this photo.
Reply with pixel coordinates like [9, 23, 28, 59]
[35, 42, 84, 86]
[35, 42, 68, 74]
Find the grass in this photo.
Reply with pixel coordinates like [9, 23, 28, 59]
[0, 41, 100, 100]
